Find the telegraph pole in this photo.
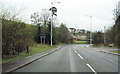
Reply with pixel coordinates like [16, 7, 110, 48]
[90, 16, 92, 45]
[50, 2, 60, 46]
[85, 15, 92, 45]
[51, 2, 53, 46]
[104, 26, 106, 46]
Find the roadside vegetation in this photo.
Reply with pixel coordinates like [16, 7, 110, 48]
[91, 44, 104, 47]
[1, 4, 73, 63]
[2, 44, 57, 64]
[111, 50, 120, 53]
[74, 41, 88, 44]
[91, 7, 120, 48]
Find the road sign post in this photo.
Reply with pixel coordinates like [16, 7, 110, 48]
[40, 34, 45, 48]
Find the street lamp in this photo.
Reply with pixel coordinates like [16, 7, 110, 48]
[50, 2, 60, 46]
[85, 15, 92, 45]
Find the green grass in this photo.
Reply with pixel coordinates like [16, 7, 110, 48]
[111, 50, 120, 53]
[74, 41, 88, 44]
[2, 52, 30, 64]
[91, 44, 104, 47]
[2, 44, 61, 64]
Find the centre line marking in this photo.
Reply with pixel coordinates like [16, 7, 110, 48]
[74, 50, 77, 53]
[73, 49, 77, 53]
[73, 49, 84, 59]
[86, 64, 97, 74]
[78, 54, 84, 59]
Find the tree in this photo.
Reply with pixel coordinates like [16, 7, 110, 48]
[31, 12, 41, 25]
[31, 9, 50, 43]
[93, 31, 104, 45]
[105, 6, 120, 47]
[69, 27, 76, 36]
[58, 23, 73, 43]
[40, 9, 50, 26]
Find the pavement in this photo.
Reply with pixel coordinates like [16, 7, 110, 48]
[2, 44, 120, 73]
[2, 45, 63, 73]
[88, 45, 120, 56]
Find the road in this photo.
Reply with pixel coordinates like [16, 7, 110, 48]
[15, 44, 119, 73]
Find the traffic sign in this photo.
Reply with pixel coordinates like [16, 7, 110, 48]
[40, 34, 45, 38]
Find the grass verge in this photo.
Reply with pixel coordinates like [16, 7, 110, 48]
[111, 50, 120, 53]
[74, 41, 88, 44]
[91, 44, 104, 47]
[2, 44, 62, 64]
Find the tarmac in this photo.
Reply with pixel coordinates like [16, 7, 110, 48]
[2, 46, 62, 73]
[2, 45, 120, 73]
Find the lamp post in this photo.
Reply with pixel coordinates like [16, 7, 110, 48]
[85, 15, 92, 45]
[104, 26, 106, 46]
[50, 2, 60, 46]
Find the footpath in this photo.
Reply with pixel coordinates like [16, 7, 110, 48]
[2, 45, 63, 73]
[90, 46, 120, 56]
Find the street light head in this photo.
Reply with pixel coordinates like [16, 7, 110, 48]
[51, 2, 60, 4]
[51, 2, 53, 4]
[58, 2, 60, 3]
[85, 15, 92, 17]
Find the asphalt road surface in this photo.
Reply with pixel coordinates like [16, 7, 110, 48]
[15, 44, 119, 73]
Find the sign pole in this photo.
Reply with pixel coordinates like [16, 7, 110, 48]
[41, 37, 42, 48]
[44, 37, 45, 48]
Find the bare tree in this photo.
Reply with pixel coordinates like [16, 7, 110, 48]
[113, 4, 119, 21]
[0, 2, 23, 22]
[31, 12, 42, 25]
[40, 9, 50, 26]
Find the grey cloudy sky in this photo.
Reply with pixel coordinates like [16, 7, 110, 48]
[1, 0, 120, 31]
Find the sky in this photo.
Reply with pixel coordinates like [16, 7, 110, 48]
[1, 0, 120, 31]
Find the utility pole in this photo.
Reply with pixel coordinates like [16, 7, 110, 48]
[104, 26, 106, 46]
[50, 2, 60, 46]
[51, 2, 53, 46]
[90, 16, 92, 45]
[85, 15, 92, 45]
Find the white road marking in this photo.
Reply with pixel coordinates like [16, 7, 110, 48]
[86, 64, 97, 74]
[74, 50, 77, 53]
[77, 54, 84, 59]
[73, 49, 84, 59]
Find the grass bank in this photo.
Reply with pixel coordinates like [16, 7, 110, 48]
[111, 50, 120, 53]
[91, 44, 104, 47]
[74, 41, 88, 44]
[2, 44, 63, 64]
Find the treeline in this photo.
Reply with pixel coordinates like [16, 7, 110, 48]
[92, 15, 120, 48]
[2, 19, 73, 56]
[106, 15, 120, 48]
[2, 19, 37, 55]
